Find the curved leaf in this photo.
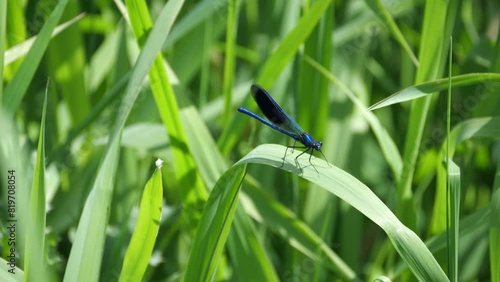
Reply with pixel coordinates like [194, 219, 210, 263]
[368, 73, 500, 110]
[119, 168, 163, 282]
[236, 144, 449, 281]
[184, 165, 246, 282]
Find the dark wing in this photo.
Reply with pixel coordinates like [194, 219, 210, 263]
[250, 84, 305, 134]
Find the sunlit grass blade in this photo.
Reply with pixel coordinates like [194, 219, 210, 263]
[237, 144, 449, 281]
[24, 85, 51, 282]
[119, 166, 163, 282]
[184, 165, 246, 282]
[368, 73, 500, 110]
[2, 0, 70, 116]
[62, 149, 121, 281]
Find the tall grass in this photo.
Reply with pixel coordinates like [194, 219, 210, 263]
[1, 0, 499, 281]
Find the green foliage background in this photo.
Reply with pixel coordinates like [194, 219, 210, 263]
[1, 0, 499, 281]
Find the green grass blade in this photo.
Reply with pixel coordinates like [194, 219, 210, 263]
[119, 166, 163, 282]
[446, 37, 455, 282]
[183, 165, 246, 282]
[0, 0, 6, 100]
[2, 0, 26, 82]
[62, 149, 121, 281]
[2, 0, 70, 116]
[237, 144, 449, 281]
[24, 85, 50, 282]
[490, 164, 500, 282]
[447, 161, 460, 282]
[368, 73, 500, 110]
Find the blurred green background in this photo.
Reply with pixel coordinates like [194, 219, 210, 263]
[1, 0, 499, 281]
